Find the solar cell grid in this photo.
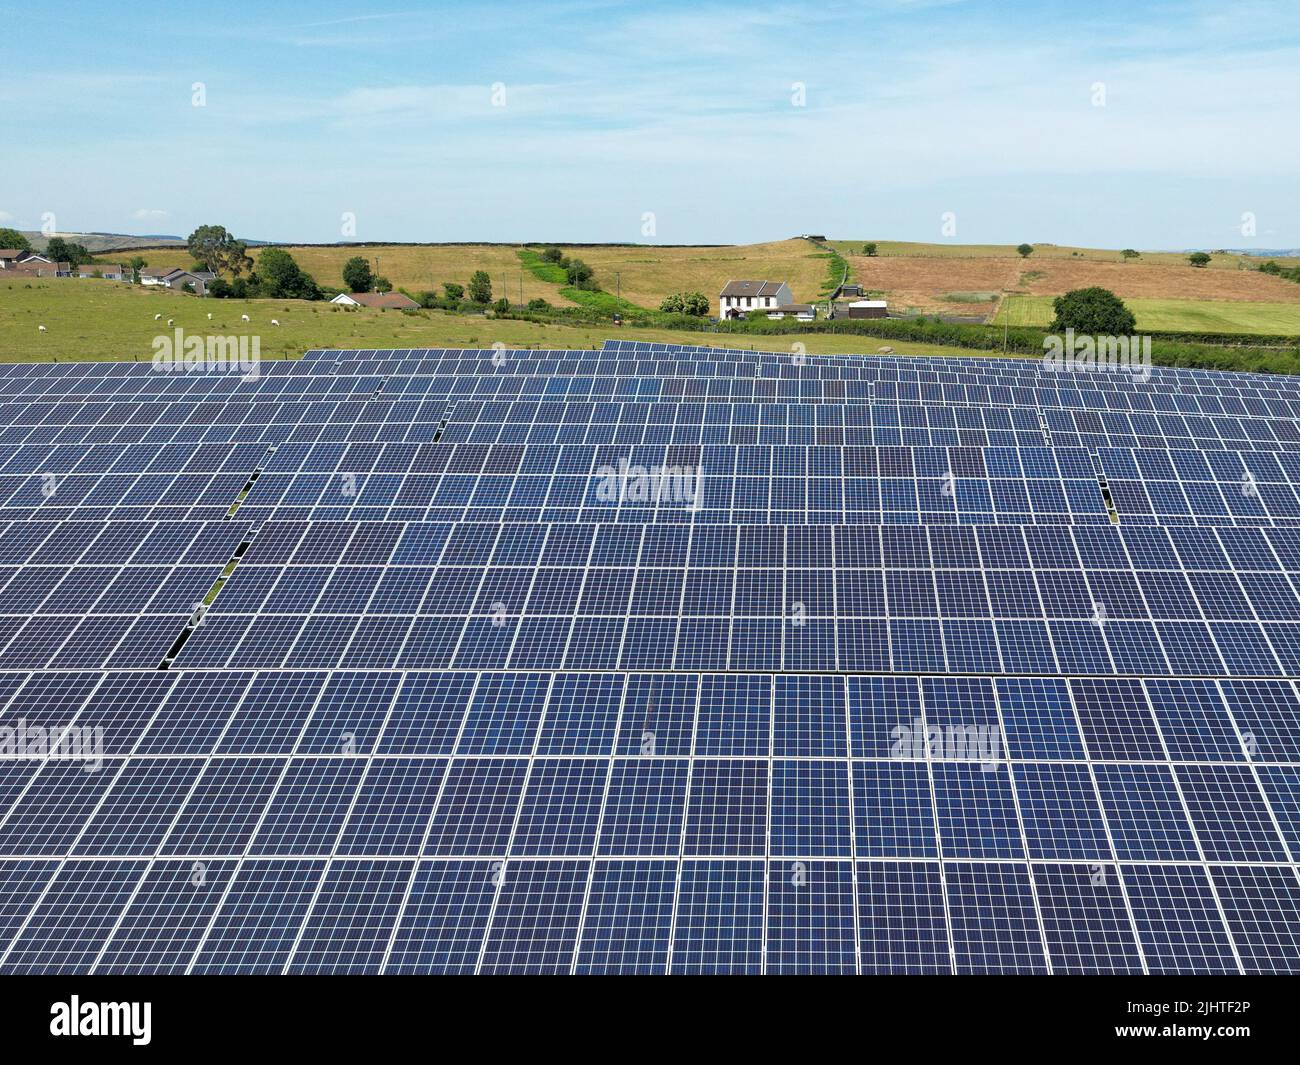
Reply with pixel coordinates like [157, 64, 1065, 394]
[1, 345, 1299, 973]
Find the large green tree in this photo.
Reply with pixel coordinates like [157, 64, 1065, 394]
[0, 228, 31, 251]
[660, 291, 709, 316]
[564, 258, 596, 289]
[1187, 251, 1212, 268]
[1016, 243, 1034, 258]
[186, 224, 252, 277]
[1049, 287, 1137, 334]
[44, 237, 94, 266]
[342, 256, 373, 293]
[467, 270, 493, 303]
[255, 248, 321, 300]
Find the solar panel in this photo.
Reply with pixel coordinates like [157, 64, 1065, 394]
[0, 344, 1297, 974]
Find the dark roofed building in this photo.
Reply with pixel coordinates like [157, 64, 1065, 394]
[718, 279, 794, 319]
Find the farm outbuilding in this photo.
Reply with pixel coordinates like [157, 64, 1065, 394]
[847, 299, 888, 319]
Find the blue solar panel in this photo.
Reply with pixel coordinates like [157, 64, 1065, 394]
[0, 345, 1299, 974]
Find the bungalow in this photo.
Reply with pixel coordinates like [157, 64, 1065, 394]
[140, 267, 213, 295]
[330, 291, 419, 309]
[766, 303, 817, 322]
[77, 263, 128, 281]
[719, 280, 794, 319]
[0, 250, 71, 276]
[847, 299, 889, 319]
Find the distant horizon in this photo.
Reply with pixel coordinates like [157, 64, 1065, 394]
[14, 228, 1300, 258]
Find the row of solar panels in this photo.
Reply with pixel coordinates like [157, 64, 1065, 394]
[11, 517, 1299, 567]
[6, 370, 1297, 424]
[9, 402, 1300, 455]
[16, 340, 1287, 389]
[8, 373, 1298, 424]
[2, 855, 1292, 973]
[5, 344, 1300, 410]
[2, 755, 1294, 868]
[3, 668, 1299, 760]
[7, 453, 1300, 527]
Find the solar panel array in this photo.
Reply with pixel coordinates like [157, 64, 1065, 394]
[0, 340, 1298, 974]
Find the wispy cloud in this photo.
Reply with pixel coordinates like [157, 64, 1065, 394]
[5, 0, 1299, 246]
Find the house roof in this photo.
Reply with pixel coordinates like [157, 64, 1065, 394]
[7, 258, 68, 272]
[720, 280, 789, 298]
[849, 299, 888, 308]
[341, 292, 418, 309]
[0, 248, 27, 259]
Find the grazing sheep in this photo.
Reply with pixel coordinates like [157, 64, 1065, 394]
[167, 319, 174, 326]
[271, 319, 280, 326]
[38, 325, 47, 333]
[241, 314, 250, 322]
[154, 313, 162, 320]
[207, 312, 213, 320]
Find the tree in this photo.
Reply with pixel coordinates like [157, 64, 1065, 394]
[1188, 251, 1212, 268]
[862, 242, 878, 257]
[373, 276, 392, 294]
[564, 258, 595, 289]
[255, 248, 321, 300]
[0, 228, 30, 252]
[1049, 287, 1137, 334]
[1121, 248, 1140, 260]
[342, 256, 373, 293]
[186, 224, 252, 277]
[442, 282, 465, 302]
[527, 297, 551, 312]
[128, 255, 147, 284]
[540, 246, 565, 265]
[44, 237, 94, 267]
[660, 291, 709, 316]
[493, 297, 511, 314]
[1016, 243, 1034, 258]
[467, 270, 492, 303]
[681, 292, 709, 316]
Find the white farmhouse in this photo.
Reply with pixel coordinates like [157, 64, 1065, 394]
[718, 279, 794, 319]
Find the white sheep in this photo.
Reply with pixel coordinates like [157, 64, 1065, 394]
[38, 325, 46, 333]
[207, 312, 213, 320]
[154, 313, 162, 320]
[167, 319, 174, 326]
[271, 319, 280, 326]
[241, 314, 250, 322]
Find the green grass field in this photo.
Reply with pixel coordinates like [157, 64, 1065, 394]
[0, 278, 982, 363]
[115, 238, 834, 311]
[996, 294, 1300, 335]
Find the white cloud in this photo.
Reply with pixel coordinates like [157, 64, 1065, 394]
[132, 208, 169, 221]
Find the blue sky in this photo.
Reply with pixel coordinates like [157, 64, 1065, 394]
[3, 0, 1297, 248]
